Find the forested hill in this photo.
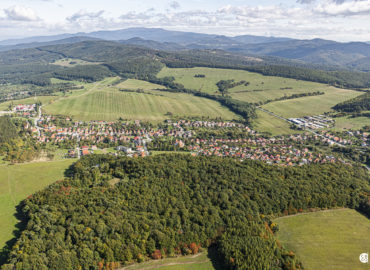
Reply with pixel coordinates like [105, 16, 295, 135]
[2, 155, 369, 270]
[333, 92, 370, 113]
[1, 40, 370, 89]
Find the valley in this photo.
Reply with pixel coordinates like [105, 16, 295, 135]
[0, 27, 369, 270]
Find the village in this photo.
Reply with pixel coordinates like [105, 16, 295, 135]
[13, 104, 370, 166]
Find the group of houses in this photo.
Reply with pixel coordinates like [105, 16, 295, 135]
[19, 112, 365, 166]
[289, 115, 334, 130]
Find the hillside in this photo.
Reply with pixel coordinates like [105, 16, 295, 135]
[1, 28, 370, 71]
[275, 209, 370, 270]
[2, 154, 369, 269]
[42, 78, 239, 121]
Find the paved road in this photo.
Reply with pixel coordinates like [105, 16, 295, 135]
[34, 105, 42, 138]
[257, 107, 345, 147]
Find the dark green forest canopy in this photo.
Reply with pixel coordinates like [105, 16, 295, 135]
[0, 116, 18, 144]
[2, 155, 369, 270]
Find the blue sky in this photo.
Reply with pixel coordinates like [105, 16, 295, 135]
[0, 0, 370, 41]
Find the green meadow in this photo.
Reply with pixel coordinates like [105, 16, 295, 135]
[275, 209, 370, 270]
[43, 78, 239, 122]
[262, 87, 363, 118]
[0, 160, 75, 252]
[157, 66, 337, 103]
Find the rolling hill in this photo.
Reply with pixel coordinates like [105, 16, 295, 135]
[1, 28, 370, 71]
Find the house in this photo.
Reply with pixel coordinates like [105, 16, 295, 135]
[81, 149, 90, 156]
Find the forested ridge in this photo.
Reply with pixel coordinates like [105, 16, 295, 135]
[2, 154, 369, 270]
[1, 40, 370, 89]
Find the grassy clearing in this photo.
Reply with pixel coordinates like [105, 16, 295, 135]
[253, 110, 297, 135]
[332, 116, 370, 131]
[275, 209, 370, 270]
[52, 58, 102, 67]
[121, 251, 216, 270]
[262, 87, 362, 118]
[43, 79, 239, 122]
[116, 79, 165, 90]
[157, 67, 335, 103]
[0, 160, 75, 250]
[0, 96, 57, 111]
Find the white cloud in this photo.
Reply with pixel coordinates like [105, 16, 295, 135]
[67, 10, 105, 22]
[315, 0, 370, 16]
[3, 5, 39, 21]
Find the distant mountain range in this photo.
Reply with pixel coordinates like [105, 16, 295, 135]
[1, 27, 370, 71]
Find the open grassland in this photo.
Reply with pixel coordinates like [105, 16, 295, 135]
[116, 79, 166, 90]
[254, 110, 297, 135]
[157, 67, 336, 103]
[43, 79, 239, 122]
[52, 58, 102, 67]
[120, 251, 218, 270]
[0, 160, 75, 251]
[262, 87, 362, 118]
[0, 96, 57, 111]
[275, 209, 370, 270]
[332, 116, 370, 131]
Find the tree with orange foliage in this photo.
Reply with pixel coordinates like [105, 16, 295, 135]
[189, 242, 199, 254]
[151, 249, 162, 260]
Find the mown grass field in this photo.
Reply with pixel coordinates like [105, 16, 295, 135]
[262, 87, 362, 118]
[120, 251, 219, 270]
[0, 160, 75, 251]
[254, 110, 297, 135]
[43, 78, 239, 121]
[157, 67, 336, 103]
[275, 209, 370, 270]
[116, 79, 165, 90]
[332, 116, 370, 131]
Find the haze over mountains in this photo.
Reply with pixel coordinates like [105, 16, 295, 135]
[1, 27, 370, 71]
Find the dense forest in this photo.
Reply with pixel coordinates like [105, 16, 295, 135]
[333, 92, 370, 113]
[2, 154, 369, 270]
[0, 116, 41, 163]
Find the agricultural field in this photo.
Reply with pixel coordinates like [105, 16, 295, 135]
[332, 116, 370, 131]
[157, 67, 335, 103]
[0, 160, 75, 253]
[262, 87, 362, 118]
[253, 110, 297, 135]
[275, 209, 370, 270]
[43, 78, 239, 122]
[116, 79, 166, 90]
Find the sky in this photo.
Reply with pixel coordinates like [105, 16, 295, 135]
[0, 0, 370, 42]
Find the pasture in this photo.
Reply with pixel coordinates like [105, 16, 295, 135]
[43, 79, 239, 122]
[0, 160, 75, 252]
[275, 209, 370, 270]
[262, 87, 362, 118]
[332, 116, 370, 131]
[157, 67, 335, 103]
[254, 110, 296, 135]
[116, 79, 165, 90]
